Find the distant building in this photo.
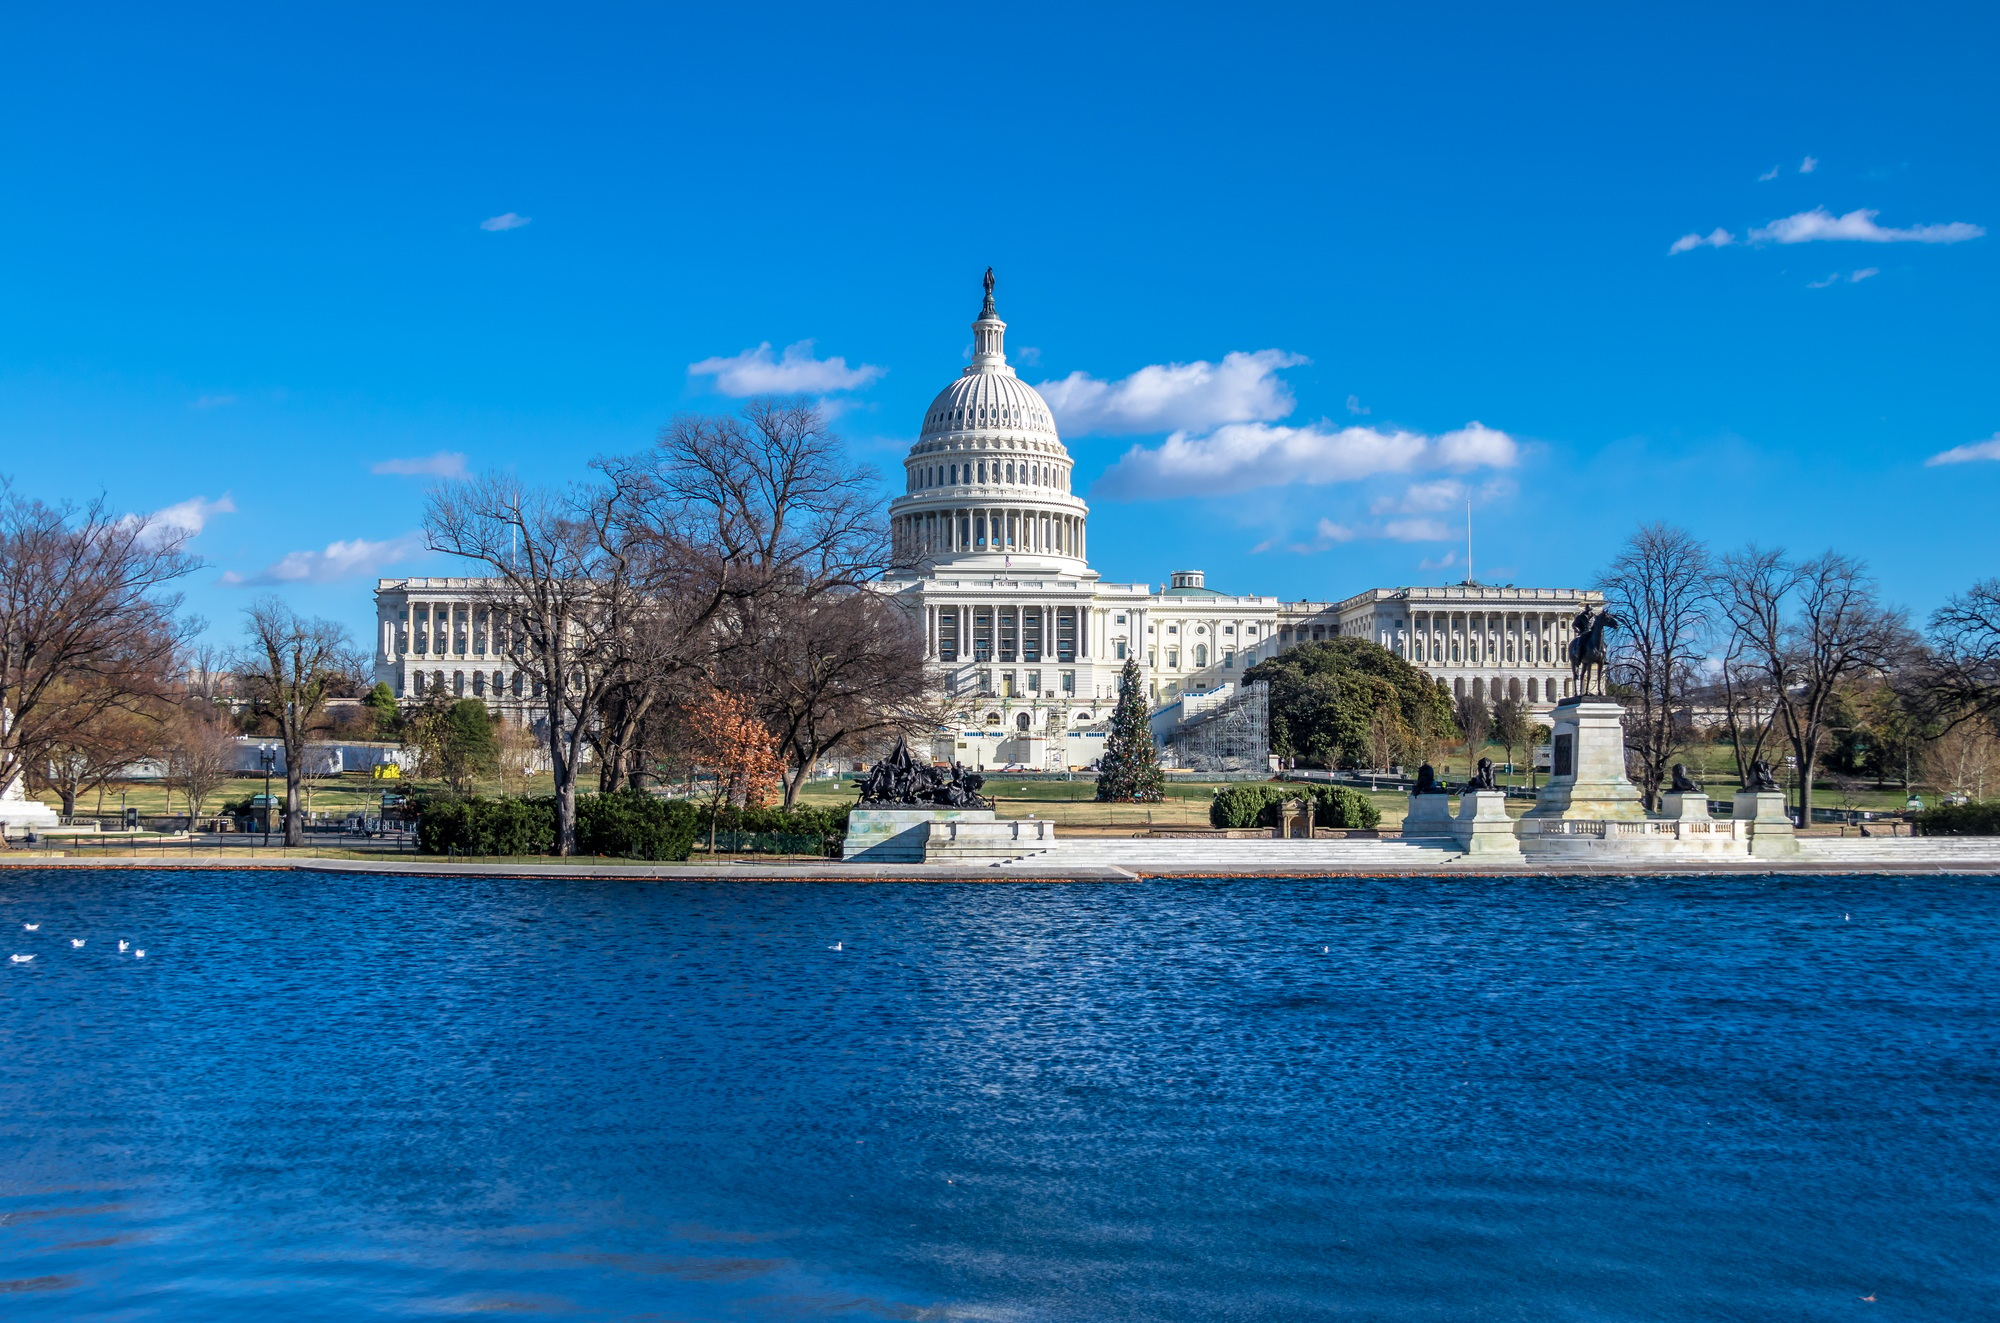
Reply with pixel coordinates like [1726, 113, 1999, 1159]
[369, 577, 536, 720]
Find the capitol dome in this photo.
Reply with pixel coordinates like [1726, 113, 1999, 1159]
[888, 271, 1090, 575]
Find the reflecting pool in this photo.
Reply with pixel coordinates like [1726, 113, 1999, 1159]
[3, 870, 1996, 1320]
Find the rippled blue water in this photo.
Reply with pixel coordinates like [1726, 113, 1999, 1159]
[2, 870, 1996, 1320]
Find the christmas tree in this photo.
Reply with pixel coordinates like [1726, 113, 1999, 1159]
[1096, 656, 1166, 802]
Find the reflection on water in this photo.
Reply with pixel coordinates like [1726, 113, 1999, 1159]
[3, 871, 1997, 1320]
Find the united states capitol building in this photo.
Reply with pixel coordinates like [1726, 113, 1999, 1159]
[372, 278, 1599, 770]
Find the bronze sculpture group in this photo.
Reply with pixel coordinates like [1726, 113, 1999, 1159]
[857, 735, 992, 810]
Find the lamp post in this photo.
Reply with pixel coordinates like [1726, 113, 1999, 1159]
[259, 743, 276, 846]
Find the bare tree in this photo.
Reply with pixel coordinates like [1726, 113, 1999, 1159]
[745, 590, 943, 805]
[1921, 717, 2000, 801]
[164, 706, 237, 827]
[34, 693, 160, 818]
[1717, 548, 1910, 826]
[425, 476, 627, 855]
[585, 398, 893, 791]
[239, 599, 364, 846]
[1600, 524, 1713, 809]
[0, 486, 197, 810]
[1925, 579, 2000, 728]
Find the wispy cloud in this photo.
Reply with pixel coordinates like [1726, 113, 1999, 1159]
[1851, 267, 1880, 283]
[1807, 273, 1840, 289]
[1255, 518, 1357, 556]
[1419, 550, 1461, 571]
[1758, 165, 1780, 182]
[688, 340, 885, 396]
[1669, 228, 1736, 255]
[371, 452, 469, 479]
[220, 532, 429, 585]
[117, 494, 235, 546]
[1038, 350, 1304, 435]
[1799, 155, 1819, 174]
[1382, 517, 1457, 542]
[1674, 207, 1982, 255]
[1808, 267, 1883, 289]
[1926, 432, 2000, 467]
[1345, 394, 1370, 416]
[191, 394, 238, 409]
[1095, 421, 1519, 501]
[1750, 207, 1983, 245]
[480, 212, 531, 231]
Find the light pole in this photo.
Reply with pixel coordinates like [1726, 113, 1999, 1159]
[259, 743, 276, 846]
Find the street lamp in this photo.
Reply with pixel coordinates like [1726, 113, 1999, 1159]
[258, 743, 277, 846]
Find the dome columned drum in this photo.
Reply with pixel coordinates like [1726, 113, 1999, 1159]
[888, 275, 1089, 574]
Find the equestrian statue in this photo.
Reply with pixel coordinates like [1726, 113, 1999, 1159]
[1567, 602, 1620, 697]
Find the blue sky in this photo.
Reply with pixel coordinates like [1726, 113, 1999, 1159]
[3, 3, 1994, 647]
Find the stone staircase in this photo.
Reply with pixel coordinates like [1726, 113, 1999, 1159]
[1797, 837, 2000, 869]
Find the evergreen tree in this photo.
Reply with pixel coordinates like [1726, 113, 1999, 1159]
[1096, 657, 1166, 802]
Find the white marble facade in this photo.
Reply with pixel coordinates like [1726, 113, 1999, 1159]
[372, 279, 1601, 768]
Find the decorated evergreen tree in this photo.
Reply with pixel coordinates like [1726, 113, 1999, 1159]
[1096, 656, 1166, 802]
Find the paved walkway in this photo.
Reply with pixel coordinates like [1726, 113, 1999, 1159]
[3, 836, 1999, 879]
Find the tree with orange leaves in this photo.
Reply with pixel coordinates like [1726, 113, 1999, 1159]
[686, 688, 782, 849]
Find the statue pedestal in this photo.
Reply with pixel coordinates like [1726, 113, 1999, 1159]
[841, 807, 1055, 864]
[1661, 791, 1710, 821]
[1522, 698, 1647, 822]
[1453, 790, 1520, 856]
[1402, 793, 1455, 837]
[1731, 790, 1800, 857]
[0, 775, 60, 840]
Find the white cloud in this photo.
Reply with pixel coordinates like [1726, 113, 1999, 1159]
[480, 212, 531, 231]
[1371, 479, 1465, 515]
[1926, 432, 2000, 466]
[1851, 267, 1880, 282]
[1037, 350, 1304, 435]
[1095, 420, 1519, 500]
[688, 340, 885, 396]
[1669, 228, 1735, 255]
[1807, 273, 1839, 289]
[1013, 345, 1042, 366]
[1419, 550, 1461, 571]
[117, 494, 235, 546]
[1382, 517, 1456, 542]
[1758, 165, 1780, 182]
[1749, 207, 1984, 245]
[371, 452, 469, 479]
[1800, 156, 1819, 174]
[1345, 394, 1370, 416]
[191, 394, 238, 409]
[220, 532, 429, 585]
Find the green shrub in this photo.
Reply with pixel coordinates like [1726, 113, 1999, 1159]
[1913, 800, 2000, 835]
[576, 790, 701, 861]
[700, 802, 853, 855]
[1208, 782, 1382, 830]
[416, 796, 556, 856]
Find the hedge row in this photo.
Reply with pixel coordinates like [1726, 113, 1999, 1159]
[1208, 783, 1381, 831]
[1912, 801, 2000, 836]
[416, 790, 702, 860]
[415, 793, 856, 859]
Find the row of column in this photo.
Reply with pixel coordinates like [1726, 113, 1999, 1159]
[385, 601, 518, 662]
[924, 602, 1094, 663]
[1405, 610, 1572, 668]
[908, 458, 1069, 493]
[893, 508, 1084, 559]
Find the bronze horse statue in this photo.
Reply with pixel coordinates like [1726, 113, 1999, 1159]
[1567, 604, 1620, 696]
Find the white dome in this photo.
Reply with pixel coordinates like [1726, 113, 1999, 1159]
[919, 371, 1060, 444]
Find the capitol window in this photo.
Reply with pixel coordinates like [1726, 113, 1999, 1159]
[1114, 641, 1127, 659]
[1115, 614, 1126, 624]
[1027, 670, 1041, 692]
[1193, 644, 1207, 667]
[1166, 648, 1180, 668]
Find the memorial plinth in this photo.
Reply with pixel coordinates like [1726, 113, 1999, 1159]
[842, 808, 1056, 864]
[1401, 792, 1455, 838]
[1731, 789, 1801, 857]
[0, 773, 59, 839]
[1453, 790, 1521, 856]
[1521, 698, 1647, 823]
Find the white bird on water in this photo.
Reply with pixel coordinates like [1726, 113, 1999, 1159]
[829, 941, 843, 951]
[9, 954, 32, 964]
[134, 949, 146, 959]
[118, 940, 129, 952]
[23, 923, 38, 931]
[71, 938, 85, 948]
